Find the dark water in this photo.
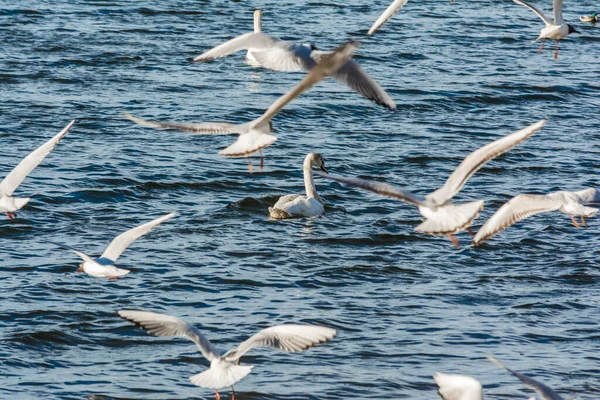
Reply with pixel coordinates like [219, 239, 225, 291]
[1, 0, 600, 399]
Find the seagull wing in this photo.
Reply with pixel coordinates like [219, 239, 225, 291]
[487, 356, 566, 400]
[250, 41, 358, 128]
[512, 0, 553, 26]
[100, 212, 176, 263]
[248, 43, 309, 72]
[315, 172, 427, 207]
[428, 120, 545, 204]
[223, 324, 336, 362]
[311, 51, 396, 110]
[367, 0, 410, 35]
[0, 120, 74, 196]
[193, 32, 278, 62]
[48, 241, 96, 264]
[553, 0, 564, 24]
[123, 113, 238, 135]
[434, 373, 484, 400]
[118, 310, 221, 362]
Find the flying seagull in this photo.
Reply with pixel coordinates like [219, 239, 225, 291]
[51, 212, 176, 279]
[512, 0, 580, 60]
[472, 188, 598, 246]
[1, 120, 75, 219]
[316, 120, 546, 247]
[125, 41, 359, 173]
[193, 11, 395, 110]
[118, 310, 336, 400]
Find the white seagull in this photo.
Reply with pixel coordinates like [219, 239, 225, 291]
[472, 188, 598, 246]
[316, 120, 546, 247]
[0, 120, 74, 219]
[512, 0, 580, 60]
[52, 212, 176, 279]
[118, 310, 337, 400]
[434, 372, 484, 400]
[269, 153, 328, 219]
[193, 11, 395, 110]
[125, 40, 359, 173]
[367, 0, 455, 36]
[487, 356, 567, 400]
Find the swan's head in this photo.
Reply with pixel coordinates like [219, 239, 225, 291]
[568, 24, 580, 34]
[307, 152, 327, 173]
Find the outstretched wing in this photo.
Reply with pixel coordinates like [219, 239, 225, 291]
[193, 32, 278, 62]
[512, 0, 553, 26]
[123, 113, 237, 135]
[553, 0, 564, 24]
[223, 324, 336, 362]
[433, 373, 484, 400]
[487, 356, 566, 400]
[101, 212, 176, 262]
[315, 172, 427, 207]
[0, 120, 75, 196]
[48, 240, 96, 264]
[472, 194, 561, 246]
[428, 120, 546, 204]
[367, 0, 410, 35]
[249, 43, 310, 72]
[118, 310, 221, 362]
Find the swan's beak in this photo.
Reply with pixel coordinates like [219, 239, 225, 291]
[320, 165, 328, 174]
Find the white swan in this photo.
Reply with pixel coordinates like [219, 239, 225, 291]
[193, 12, 395, 110]
[118, 310, 336, 400]
[124, 41, 358, 172]
[51, 212, 176, 279]
[512, 0, 580, 60]
[472, 188, 598, 246]
[434, 372, 484, 400]
[316, 120, 546, 247]
[488, 356, 567, 400]
[269, 153, 327, 219]
[0, 120, 74, 219]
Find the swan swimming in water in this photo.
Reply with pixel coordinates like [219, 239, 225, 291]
[269, 153, 328, 219]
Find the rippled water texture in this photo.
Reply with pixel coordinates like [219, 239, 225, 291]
[2, 0, 600, 399]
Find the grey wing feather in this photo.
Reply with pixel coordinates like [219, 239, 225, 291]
[101, 212, 176, 262]
[311, 52, 396, 110]
[367, 0, 410, 35]
[118, 310, 221, 362]
[0, 120, 74, 196]
[223, 324, 336, 362]
[553, 0, 564, 24]
[315, 172, 427, 207]
[193, 32, 278, 62]
[487, 356, 565, 400]
[513, 0, 553, 26]
[472, 194, 561, 245]
[123, 113, 237, 135]
[429, 120, 545, 204]
[48, 240, 95, 264]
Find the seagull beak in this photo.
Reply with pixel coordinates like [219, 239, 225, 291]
[320, 165, 328, 174]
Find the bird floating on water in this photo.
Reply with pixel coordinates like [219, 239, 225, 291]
[118, 309, 337, 400]
[434, 372, 484, 400]
[0, 120, 74, 219]
[193, 11, 395, 110]
[512, 0, 580, 60]
[315, 120, 546, 247]
[579, 12, 598, 23]
[125, 41, 359, 173]
[51, 212, 176, 279]
[269, 153, 328, 219]
[472, 188, 598, 246]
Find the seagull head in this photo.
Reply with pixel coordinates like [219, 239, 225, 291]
[568, 24, 580, 34]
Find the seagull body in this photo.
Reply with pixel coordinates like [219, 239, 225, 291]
[193, 11, 395, 110]
[512, 0, 579, 60]
[0, 120, 74, 219]
[53, 212, 176, 278]
[434, 372, 484, 400]
[269, 153, 328, 219]
[316, 120, 546, 246]
[118, 310, 337, 400]
[473, 188, 598, 246]
[125, 41, 359, 172]
[487, 356, 567, 400]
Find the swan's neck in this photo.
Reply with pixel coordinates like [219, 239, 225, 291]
[253, 11, 262, 33]
[303, 160, 323, 204]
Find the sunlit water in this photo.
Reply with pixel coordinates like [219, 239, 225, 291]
[1, 0, 600, 399]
